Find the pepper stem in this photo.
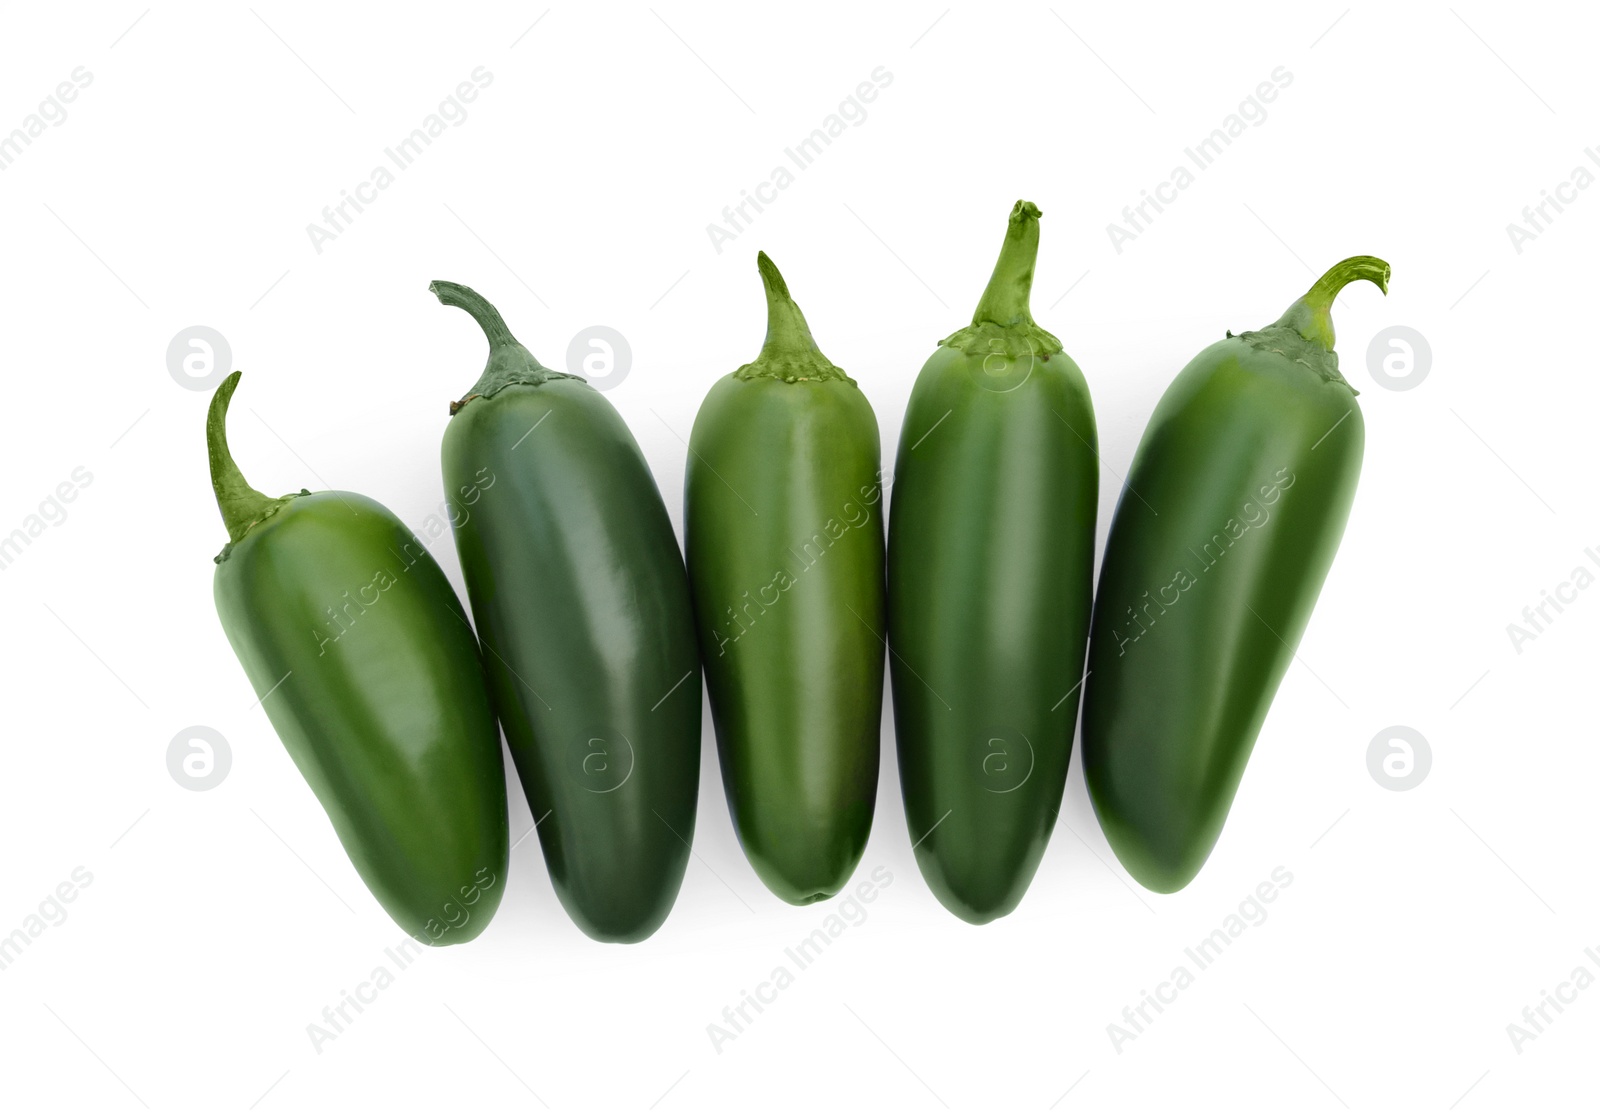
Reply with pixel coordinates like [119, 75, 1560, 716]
[971, 200, 1043, 328]
[1274, 255, 1391, 350]
[935, 201, 1062, 359]
[207, 372, 292, 545]
[735, 253, 846, 381]
[428, 280, 521, 350]
[754, 252, 825, 362]
[430, 280, 567, 408]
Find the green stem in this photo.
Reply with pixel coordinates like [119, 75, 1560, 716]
[429, 280, 521, 349]
[207, 372, 293, 546]
[735, 253, 847, 381]
[971, 200, 1043, 328]
[430, 280, 572, 408]
[756, 251, 821, 357]
[1273, 255, 1390, 350]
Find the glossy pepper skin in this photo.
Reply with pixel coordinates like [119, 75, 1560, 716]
[432, 282, 701, 943]
[685, 253, 885, 904]
[1082, 256, 1389, 893]
[208, 373, 508, 945]
[888, 201, 1098, 923]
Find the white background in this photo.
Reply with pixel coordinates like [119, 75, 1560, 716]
[0, 2, 1590, 1114]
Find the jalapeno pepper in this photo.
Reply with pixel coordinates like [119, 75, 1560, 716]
[684, 253, 885, 904]
[432, 282, 702, 943]
[887, 201, 1098, 923]
[208, 372, 508, 945]
[1081, 256, 1388, 892]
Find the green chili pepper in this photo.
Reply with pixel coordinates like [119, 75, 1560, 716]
[1082, 256, 1389, 892]
[432, 282, 701, 943]
[684, 253, 885, 904]
[887, 201, 1098, 923]
[208, 372, 508, 945]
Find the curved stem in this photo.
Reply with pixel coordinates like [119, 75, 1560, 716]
[1276, 255, 1391, 350]
[970, 200, 1043, 328]
[431, 280, 564, 404]
[207, 372, 290, 545]
[428, 280, 521, 350]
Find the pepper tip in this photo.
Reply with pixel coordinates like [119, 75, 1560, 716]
[1011, 199, 1042, 224]
[211, 370, 243, 414]
[755, 251, 790, 301]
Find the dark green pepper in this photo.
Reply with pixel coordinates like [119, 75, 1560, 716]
[887, 201, 1098, 923]
[684, 253, 885, 904]
[433, 282, 701, 943]
[1082, 256, 1388, 892]
[208, 372, 508, 945]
